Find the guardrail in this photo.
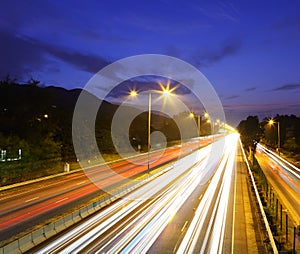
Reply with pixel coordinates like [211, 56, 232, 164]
[239, 139, 278, 254]
[0, 163, 174, 254]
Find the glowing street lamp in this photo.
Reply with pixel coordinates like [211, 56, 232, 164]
[204, 112, 215, 134]
[129, 90, 138, 97]
[268, 119, 280, 154]
[129, 84, 174, 173]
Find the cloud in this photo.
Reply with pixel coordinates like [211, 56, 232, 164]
[274, 15, 300, 30]
[194, 39, 242, 67]
[223, 101, 300, 126]
[42, 44, 110, 73]
[0, 30, 46, 80]
[272, 83, 300, 91]
[0, 29, 110, 80]
[245, 87, 256, 91]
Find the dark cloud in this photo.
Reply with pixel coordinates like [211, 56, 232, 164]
[272, 83, 300, 91]
[245, 87, 256, 91]
[0, 29, 110, 80]
[42, 44, 110, 74]
[274, 15, 300, 30]
[0, 30, 45, 80]
[194, 39, 242, 67]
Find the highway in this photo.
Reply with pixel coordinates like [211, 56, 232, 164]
[255, 143, 300, 225]
[0, 137, 214, 242]
[34, 133, 241, 253]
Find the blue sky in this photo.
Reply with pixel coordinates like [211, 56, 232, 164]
[1, 0, 300, 125]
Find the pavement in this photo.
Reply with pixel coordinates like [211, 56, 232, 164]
[232, 145, 266, 253]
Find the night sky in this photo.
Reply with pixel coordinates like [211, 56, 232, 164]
[1, 0, 300, 125]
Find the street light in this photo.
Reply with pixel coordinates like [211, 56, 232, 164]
[189, 112, 201, 137]
[204, 112, 215, 135]
[129, 90, 138, 97]
[268, 119, 280, 155]
[129, 85, 174, 173]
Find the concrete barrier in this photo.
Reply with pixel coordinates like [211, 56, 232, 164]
[2, 240, 21, 254]
[72, 209, 81, 223]
[0, 166, 162, 253]
[54, 218, 66, 233]
[79, 206, 89, 218]
[43, 222, 56, 239]
[63, 214, 74, 228]
[32, 227, 46, 245]
[87, 203, 95, 215]
[18, 234, 34, 253]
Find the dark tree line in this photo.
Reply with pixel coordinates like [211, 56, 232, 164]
[0, 79, 78, 163]
[237, 115, 300, 154]
[0, 79, 185, 165]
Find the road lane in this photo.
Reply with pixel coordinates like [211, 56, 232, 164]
[34, 134, 242, 253]
[35, 142, 214, 253]
[256, 143, 300, 225]
[0, 137, 217, 242]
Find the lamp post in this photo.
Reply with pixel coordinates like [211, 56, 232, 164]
[130, 86, 172, 174]
[147, 93, 151, 173]
[268, 119, 280, 155]
[204, 112, 216, 135]
[190, 112, 201, 137]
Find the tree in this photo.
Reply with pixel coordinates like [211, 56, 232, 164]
[237, 116, 262, 149]
[283, 138, 299, 153]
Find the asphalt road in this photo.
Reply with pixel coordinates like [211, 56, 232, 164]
[255, 143, 300, 226]
[32, 134, 260, 253]
[0, 137, 212, 242]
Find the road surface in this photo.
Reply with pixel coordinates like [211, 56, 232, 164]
[0, 137, 214, 242]
[33, 133, 266, 253]
[256, 143, 300, 226]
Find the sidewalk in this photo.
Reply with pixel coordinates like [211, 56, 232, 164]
[232, 146, 266, 253]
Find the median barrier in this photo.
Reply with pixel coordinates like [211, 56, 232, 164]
[43, 222, 56, 239]
[2, 240, 20, 254]
[96, 199, 102, 207]
[54, 217, 66, 233]
[87, 203, 96, 215]
[64, 214, 74, 227]
[79, 206, 89, 218]
[0, 166, 171, 253]
[72, 209, 81, 223]
[32, 227, 46, 245]
[18, 234, 34, 253]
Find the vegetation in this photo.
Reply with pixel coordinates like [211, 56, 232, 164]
[237, 115, 300, 160]
[0, 78, 188, 185]
[237, 116, 263, 149]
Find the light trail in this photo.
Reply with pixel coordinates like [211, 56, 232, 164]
[176, 133, 238, 253]
[257, 143, 300, 179]
[36, 135, 239, 254]
[37, 141, 214, 253]
[256, 143, 300, 226]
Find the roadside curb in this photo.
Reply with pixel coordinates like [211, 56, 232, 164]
[239, 139, 278, 254]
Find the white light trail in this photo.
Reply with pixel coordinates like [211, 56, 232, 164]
[176, 133, 239, 254]
[39, 139, 217, 253]
[257, 143, 300, 179]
